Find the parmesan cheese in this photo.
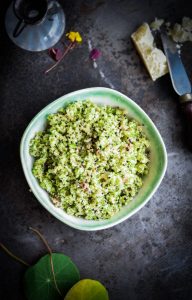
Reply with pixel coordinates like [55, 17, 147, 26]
[150, 18, 164, 31]
[131, 23, 168, 81]
[169, 17, 192, 43]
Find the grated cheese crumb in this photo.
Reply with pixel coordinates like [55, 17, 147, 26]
[170, 17, 192, 43]
[150, 18, 164, 31]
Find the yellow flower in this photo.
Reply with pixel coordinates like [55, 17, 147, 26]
[66, 31, 82, 43]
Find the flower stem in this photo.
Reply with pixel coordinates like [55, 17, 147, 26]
[29, 227, 61, 296]
[0, 243, 30, 267]
[45, 42, 75, 74]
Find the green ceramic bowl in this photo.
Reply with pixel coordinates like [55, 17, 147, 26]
[20, 87, 167, 231]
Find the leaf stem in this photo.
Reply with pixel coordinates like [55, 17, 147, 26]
[29, 227, 52, 253]
[29, 227, 62, 296]
[0, 243, 30, 267]
[45, 42, 76, 74]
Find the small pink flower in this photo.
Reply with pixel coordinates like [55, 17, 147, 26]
[49, 48, 63, 61]
[89, 48, 101, 60]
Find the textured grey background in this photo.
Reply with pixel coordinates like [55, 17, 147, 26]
[0, 0, 192, 299]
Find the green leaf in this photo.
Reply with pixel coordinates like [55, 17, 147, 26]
[64, 279, 109, 300]
[24, 253, 80, 300]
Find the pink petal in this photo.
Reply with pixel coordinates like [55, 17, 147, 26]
[89, 48, 101, 60]
[49, 48, 63, 61]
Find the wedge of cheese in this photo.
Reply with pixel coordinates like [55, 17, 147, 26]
[131, 23, 168, 81]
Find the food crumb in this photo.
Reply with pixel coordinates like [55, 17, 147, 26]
[150, 17, 164, 31]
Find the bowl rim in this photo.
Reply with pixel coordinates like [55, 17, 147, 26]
[20, 87, 167, 231]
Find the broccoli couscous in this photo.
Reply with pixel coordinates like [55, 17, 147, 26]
[29, 100, 150, 220]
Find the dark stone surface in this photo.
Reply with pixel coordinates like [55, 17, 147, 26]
[0, 1, 192, 299]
